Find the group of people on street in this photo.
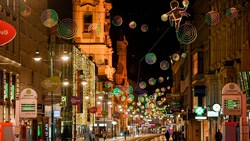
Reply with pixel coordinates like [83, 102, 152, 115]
[164, 130, 183, 141]
[164, 129, 222, 141]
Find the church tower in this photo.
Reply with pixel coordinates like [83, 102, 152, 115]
[73, 0, 115, 81]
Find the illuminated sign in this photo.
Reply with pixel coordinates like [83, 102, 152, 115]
[0, 20, 17, 46]
[207, 111, 219, 117]
[70, 96, 82, 105]
[195, 106, 204, 116]
[195, 116, 207, 120]
[41, 76, 60, 91]
[19, 88, 37, 118]
[19, 99, 37, 118]
[222, 83, 242, 116]
[222, 95, 241, 115]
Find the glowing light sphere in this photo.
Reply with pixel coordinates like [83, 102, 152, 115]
[113, 87, 122, 96]
[128, 94, 135, 103]
[148, 78, 156, 85]
[172, 53, 180, 61]
[167, 76, 170, 80]
[108, 92, 114, 98]
[41, 9, 58, 28]
[157, 101, 162, 106]
[141, 24, 149, 32]
[88, 23, 101, 37]
[121, 95, 127, 101]
[112, 15, 123, 26]
[205, 11, 220, 25]
[137, 102, 141, 106]
[138, 95, 145, 103]
[155, 89, 160, 93]
[150, 102, 155, 108]
[226, 7, 238, 19]
[129, 21, 137, 29]
[125, 85, 134, 94]
[145, 53, 157, 64]
[127, 98, 133, 103]
[132, 101, 136, 105]
[160, 60, 170, 70]
[158, 77, 164, 83]
[176, 23, 197, 44]
[167, 86, 171, 90]
[104, 81, 113, 88]
[21, 4, 31, 17]
[140, 105, 145, 110]
[153, 93, 158, 99]
[139, 81, 147, 89]
[129, 105, 134, 110]
[161, 87, 166, 92]
[181, 52, 187, 58]
[58, 18, 78, 40]
[161, 14, 168, 22]
[182, 0, 189, 7]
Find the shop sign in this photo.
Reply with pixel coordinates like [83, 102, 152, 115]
[89, 106, 98, 113]
[207, 111, 219, 117]
[222, 83, 242, 115]
[0, 20, 16, 46]
[70, 96, 82, 105]
[20, 88, 37, 99]
[41, 76, 60, 91]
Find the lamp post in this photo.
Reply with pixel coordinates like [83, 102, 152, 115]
[33, 40, 69, 141]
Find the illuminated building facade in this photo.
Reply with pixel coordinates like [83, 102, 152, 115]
[172, 0, 250, 141]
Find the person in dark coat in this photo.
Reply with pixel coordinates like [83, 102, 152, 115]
[165, 130, 170, 141]
[215, 129, 223, 141]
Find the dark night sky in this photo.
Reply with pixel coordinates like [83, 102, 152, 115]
[109, 0, 193, 94]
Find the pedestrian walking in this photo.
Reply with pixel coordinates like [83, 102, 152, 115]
[215, 129, 223, 141]
[91, 130, 95, 141]
[165, 130, 170, 141]
[124, 129, 127, 140]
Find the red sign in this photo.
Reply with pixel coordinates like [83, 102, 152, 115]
[88, 106, 98, 113]
[0, 20, 16, 46]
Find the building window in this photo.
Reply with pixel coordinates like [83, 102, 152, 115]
[193, 53, 198, 75]
[13, 0, 15, 11]
[192, 52, 204, 75]
[4, 72, 10, 100]
[11, 75, 16, 101]
[7, 0, 9, 6]
[83, 13, 92, 33]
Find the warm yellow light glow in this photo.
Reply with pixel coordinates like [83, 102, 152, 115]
[98, 96, 103, 100]
[62, 79, 69, 86]
[61, 51, 70, 61]
[33, 50, 42, 61]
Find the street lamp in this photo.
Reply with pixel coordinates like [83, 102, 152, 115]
[33, 41, 70, 141]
